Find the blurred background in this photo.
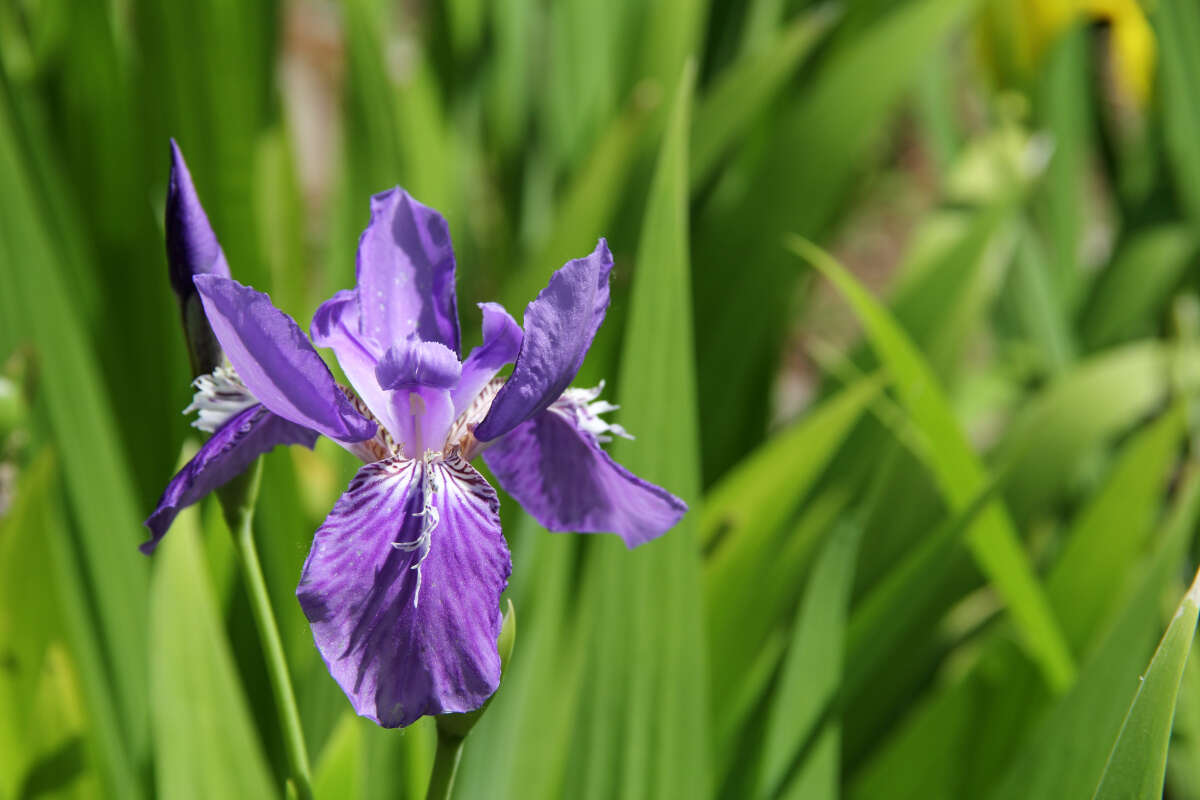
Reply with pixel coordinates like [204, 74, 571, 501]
[3, 0, 1200, 797]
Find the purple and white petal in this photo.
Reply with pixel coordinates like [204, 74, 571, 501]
[142, 404, 317, 554]
[356, 189, 461, 357]
[451, 302, 522, 416]
[165, 140, 230, 303]
[483, 387, 686, 548]
[194, 275, 376, 443]
[297, 455, 511, 728]
[474, 240, 612, 442]
[311, 288, 401, 435]
[374, 339, 460, 457]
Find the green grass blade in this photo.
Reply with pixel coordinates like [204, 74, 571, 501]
[568, 60, 710, 800]
[505, 86, 660, 313]
[701, 374, 883, 548]
[1092, 568, 1200, 800]
[0, 84, 149, 755]
[757, 521, 864, 799]
[313, 713, 365, 800]
[149, 479, 278, 800]
[2, 452, 141, 800]
[1154, 0, 1200, 225]
[690, 6, 839, 184]
[993, 341, 1176, 519]
[1080, 225, 1198, 350]
[789, 236, 1075, 690]
[1047, 405, 1186, 653]
[986, 469, 1200, 800]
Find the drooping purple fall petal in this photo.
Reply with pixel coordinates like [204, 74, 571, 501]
[451, 302, 523, 415]
[142, 403, 317, 553]
[297, 455, 511, 728]
[356, 189, 461, 357]
[194, 275, 377, 443]
[483, 400, 687, 548]
[474, 240, 612, 442]
[165, 140, 230, 303]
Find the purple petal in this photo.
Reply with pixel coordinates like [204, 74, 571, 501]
[451, 303, 522, 415]
[356, 189, 461, 357]
[376, 339, 462, 391]
[311, 288, 399, 433]
[194, 275, 376, 443]
[474, 240, 612, 442]
[166, 140, 230, 303]
[142, 404, 317, 554]
[297, 455, 511, 728]
[373, 340, 460, 457]
[483, 405, 686, 548]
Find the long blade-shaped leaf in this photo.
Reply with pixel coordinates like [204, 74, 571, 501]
[567, 61, 710, 800]
[149, 491, 277, 800]
[1093, 568, 1200, 800]
[788, 236, 1075, 689]
[757, 521, 864, 800]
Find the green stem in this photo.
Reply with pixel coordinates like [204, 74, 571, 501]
[220, 463, 315, 800]
[426, 732, 466, 800]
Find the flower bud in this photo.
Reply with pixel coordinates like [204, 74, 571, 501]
[165, 140, 230, 377]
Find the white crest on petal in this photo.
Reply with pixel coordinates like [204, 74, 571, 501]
[184, 365, 257, 432]
[551, 380, 634, 444]
[391, 451, 443, 607]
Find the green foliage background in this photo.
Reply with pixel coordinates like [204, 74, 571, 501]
[2, 0, 1200, 797]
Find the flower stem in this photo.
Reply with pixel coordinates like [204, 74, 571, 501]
[425, 731, 466, 800]
[220, 462, 315, 800]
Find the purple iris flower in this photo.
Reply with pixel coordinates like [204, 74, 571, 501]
[144, 144, 687, 728]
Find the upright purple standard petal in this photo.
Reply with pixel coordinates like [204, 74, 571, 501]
[194, 275, 376, 443]
[474, 240, 612, 442]
[357, 189, 461, 357]
[297, 455, 511, 728]
[451, 302, 523, 415]
[483, 401, 686, 548]
[142, 404, 317, 553]
[165, 140, 230, 302]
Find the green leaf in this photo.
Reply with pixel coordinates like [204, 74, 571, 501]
[149, 474, 277, 800]
[565, 60, 709, 800]
[1155, 0, 1200, 225]
[702, 375, 882, 549]
[703, 376, 881, 732]
[453, 523, 587, 800]
[993, 341, 1178, 519]
[1093, 568, 1200, 800]
[0, 84, 149, 756]
[1047, 405, 1186, 653]
[1081, 225, 1198, 350]
[313, 713, 364, 800]
[757, 520, 864, 800]
[504, 86, 660, 314]
[789, 236, 1075, 690]
[986, 469, 1200, 800]
[690, 6, 838, 184]
[844, 475, 1001, 703]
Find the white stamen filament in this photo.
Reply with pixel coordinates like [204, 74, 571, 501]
[184, 365, 257, 432]
[554, 380, 634, 445]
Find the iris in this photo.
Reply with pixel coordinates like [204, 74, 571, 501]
[144, 144, 686, 728]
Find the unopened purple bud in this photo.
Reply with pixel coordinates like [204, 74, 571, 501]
[166, 140, 230, 300]
[166, 140, 231, 376]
